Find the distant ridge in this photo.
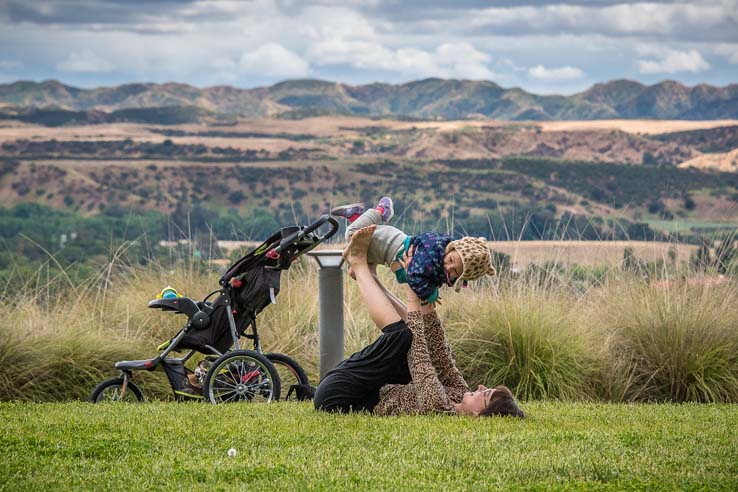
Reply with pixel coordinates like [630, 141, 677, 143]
[0, 78, 736, 121]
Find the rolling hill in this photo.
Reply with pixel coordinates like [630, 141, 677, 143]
[1, 78, 737, 121]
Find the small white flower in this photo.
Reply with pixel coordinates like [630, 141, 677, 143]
[227, 448, 237, 457]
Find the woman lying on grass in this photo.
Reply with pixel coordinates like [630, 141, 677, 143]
[314, 225, 525, 418]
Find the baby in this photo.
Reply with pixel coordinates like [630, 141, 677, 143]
[332, 197, 496, 304]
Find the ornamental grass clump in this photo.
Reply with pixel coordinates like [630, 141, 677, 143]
[0, 294, 170, 401]
[443, 279, 599, 401]
[0, 259, 222, 402]
[594, 278, 738, 402]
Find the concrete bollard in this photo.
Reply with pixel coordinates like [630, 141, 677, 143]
[307, 250, 345, 378]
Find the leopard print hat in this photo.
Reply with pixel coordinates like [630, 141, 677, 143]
[445, 236, 496, 291]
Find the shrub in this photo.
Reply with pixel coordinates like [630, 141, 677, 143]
[228, 190, 245, 205]
[444, 284, 599, 401]
[593, 280, 738, 402]
[0, 294, 170, 402]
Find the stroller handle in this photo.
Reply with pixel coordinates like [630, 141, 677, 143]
[274, 214, 339, 254]
[302, 214, 339, 241]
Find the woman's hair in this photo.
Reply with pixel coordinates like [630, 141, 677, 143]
[479, 385, 525, 418]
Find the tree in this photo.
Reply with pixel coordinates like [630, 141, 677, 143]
[642, 151, 658, 166]
[623, 247, 639, 272]
[714, 233, 737, 275]
[683, 194, 696, 211]
[228, 190, 245, 205]
[691, 239, 712, 271]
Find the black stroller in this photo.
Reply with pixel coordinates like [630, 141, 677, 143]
[89, 215, 339, 404]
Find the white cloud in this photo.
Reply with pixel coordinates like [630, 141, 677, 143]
[601, 3, 675, 35]
[0, 60, 21, 71]
[470, 1, 738, 39]
[238, 43, 309, 78]
[390, 47, 439, 75]
[435, 42, 496, 79]
[210, 57, 238, 82]
[528, 64, 584, 81]
[714, 44, 738, 64]
[0, 0, 735, 92]
[56, 49, 113, 73]
[299, 6, 496, 79]
[637, 48, 710, 74]
[310, 39, 496, 79]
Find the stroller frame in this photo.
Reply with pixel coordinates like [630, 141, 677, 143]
[90, 214, 339, 404]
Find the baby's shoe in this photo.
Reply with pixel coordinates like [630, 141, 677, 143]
[376, 197, 394, 223]
[330, 203, 365, 221]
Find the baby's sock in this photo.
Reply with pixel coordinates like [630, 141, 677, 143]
[375, 206, 385, 215]
[347, 213, 362, 223]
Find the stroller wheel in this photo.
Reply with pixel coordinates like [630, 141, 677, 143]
[89, 377, 145, 403]
[265, 353, 309, 401]
[203, 350, 280, 404]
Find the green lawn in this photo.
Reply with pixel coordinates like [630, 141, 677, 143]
[1, 402, 737, 491]
[643, 219, 737, 234]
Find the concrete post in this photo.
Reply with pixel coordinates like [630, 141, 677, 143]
[307, 250, 345, 379]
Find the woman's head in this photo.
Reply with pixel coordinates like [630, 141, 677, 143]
[455, 385, 525, 418]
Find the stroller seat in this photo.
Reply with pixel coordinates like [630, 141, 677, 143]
[149, 297, 211, 330]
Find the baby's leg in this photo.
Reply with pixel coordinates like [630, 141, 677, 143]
[344, 209, 404, 265]
[368, 222, 407, 267]
[342, 208, 406, 267]
[345, 209, 383, 241]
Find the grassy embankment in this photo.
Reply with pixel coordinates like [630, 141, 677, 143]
[1, 401, 737, 491]
[2, 242, 738, 490]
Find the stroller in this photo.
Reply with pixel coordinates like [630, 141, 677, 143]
[89, 214, 338, 404]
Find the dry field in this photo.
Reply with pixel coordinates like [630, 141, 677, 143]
[0, 122, 321, 153]
[2, 117, 737, 144]
[679, 148, 738, 172]
[291, 240, 696, 269]
[537, 119, 738, 135]
[2, 116, 737, 172]
[487, 240, 695, 268]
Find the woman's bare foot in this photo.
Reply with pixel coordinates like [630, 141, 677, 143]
[343, 225, 375, 266]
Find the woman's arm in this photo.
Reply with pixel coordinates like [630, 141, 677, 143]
[421, 310, 469, 402]
[398, 253, 468, 400]
[398, 248, 454, 413]
[404, 302, 454, 413]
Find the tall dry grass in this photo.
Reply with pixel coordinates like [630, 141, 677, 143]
[442, 279, 599, 401]
[592, 279, 738, 402]
[2, 250, 738, 403]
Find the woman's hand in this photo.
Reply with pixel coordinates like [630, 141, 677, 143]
[399, 245, 422, 310]
[399, 244, 415, 271]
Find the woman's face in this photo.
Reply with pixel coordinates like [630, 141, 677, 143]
[457, 385, 495, 416]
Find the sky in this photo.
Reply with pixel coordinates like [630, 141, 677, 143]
[0, 0, 736, 95]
